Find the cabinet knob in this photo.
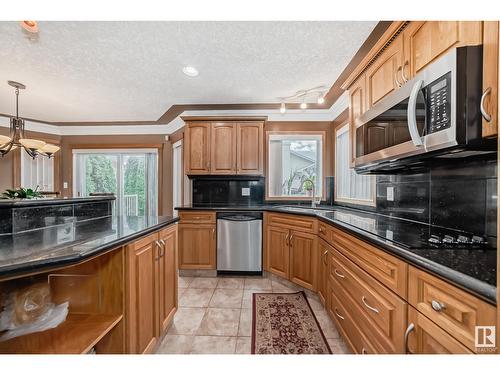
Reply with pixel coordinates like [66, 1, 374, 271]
[431, 300, 445, 312]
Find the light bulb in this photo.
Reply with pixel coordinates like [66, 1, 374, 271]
[300, 102, 307, 110]
[280, 103, 286, 114]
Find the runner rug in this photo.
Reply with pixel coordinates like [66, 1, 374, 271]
[251, 291, 331, 354]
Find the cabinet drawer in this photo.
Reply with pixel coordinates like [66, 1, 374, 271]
[179, 211, 216, 224]
[408, 266, 496, 352]
[407, 306, 472, 354]
[330, 249, 407, 353]
[328, 285, 377, 354]
[318, 221, 334, 244]
[332, 228, 407, 297]
[266, 213, 317, 233]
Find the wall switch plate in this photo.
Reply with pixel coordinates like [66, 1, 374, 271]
[241, 187, 250, 196]
[63, 182, 68, 189]
[387, 186, 394, 201]
[386, 230, 393, 241]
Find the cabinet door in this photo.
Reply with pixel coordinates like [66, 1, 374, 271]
[185, 122, 211, 174]
[317, 239, 330, 306]
[126, 235, 159, 354]
[482, 21, 499, 138]
[403, 21, 482, 78]
[178, 224, 216, 269]
[158, 226, 178, 333]
[289, 231, 318, 291]
[348, 74, 366, 167]
[237, 122, 263, 175]
[406, 307, 472, 354]
[211, 122, 237, 174]
[266, 225, 290, 279]
[366, 36, 403, 108]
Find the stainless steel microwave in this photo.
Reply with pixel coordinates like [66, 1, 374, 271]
[354, 45, 496, 174]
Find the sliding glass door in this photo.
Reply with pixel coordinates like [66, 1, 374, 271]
[73, 149, 158, 216]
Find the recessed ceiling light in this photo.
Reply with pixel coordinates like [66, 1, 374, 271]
[280, 103, 286, 114]
[20, 21, 38, 33]
[317, 94, 325, 105]
[182, 66, 199, 77]
[300, 102, 307, 110]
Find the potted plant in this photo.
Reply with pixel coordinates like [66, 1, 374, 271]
[1, 186, 43, 199]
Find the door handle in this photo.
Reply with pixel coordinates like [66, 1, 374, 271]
[395, 66, 403, 87]
[154, 241, 161, 260]
[404, 323, 415, 354]
[285, 232, 290, 246]
[401, 61, 409, 83]
[480, 87, 492, 122]
[289, 234, 293, 247]
[159, 239, 166, 257]
[407, 79, 424, 147]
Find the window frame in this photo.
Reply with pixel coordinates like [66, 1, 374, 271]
[334, 122, 376, 207]
[265, 130, 326, 201]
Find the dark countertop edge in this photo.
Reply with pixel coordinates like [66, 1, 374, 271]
[176, 206, 497, 304]
[0, 217, 179, 280]
[0, 196, 116, 208]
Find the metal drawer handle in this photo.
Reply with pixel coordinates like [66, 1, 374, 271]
[404, 323, 415, 354]
[334, 269, 345, 279]
[480, 87, 492, 122]
[334, 308, 345, 320]
[361, 296, 379, 314]
[395, 66, 403, 87]
[401, 61, 409, 83]
[431, 300, 445, 312]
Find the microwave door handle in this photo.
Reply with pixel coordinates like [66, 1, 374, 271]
[407, 79, 424, 147]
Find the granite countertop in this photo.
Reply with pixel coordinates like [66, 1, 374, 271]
[0, 195, 115, 208]
[176, 204, 497, 304]
[0, 215, 178, 278]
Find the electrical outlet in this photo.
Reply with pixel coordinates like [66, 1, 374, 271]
[241, 187, 250, 196]
[63, 182, 68, 189]
[387, 186, 394, 201]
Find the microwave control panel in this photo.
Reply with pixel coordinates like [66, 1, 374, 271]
[425, 72, 451, 134]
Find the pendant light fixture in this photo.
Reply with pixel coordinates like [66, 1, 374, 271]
[0, 81, 60, 159]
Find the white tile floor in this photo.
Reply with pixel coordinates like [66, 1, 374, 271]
[155, 274, 349, 354]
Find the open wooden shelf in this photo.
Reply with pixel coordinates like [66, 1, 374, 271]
[0, 313, 123, 354]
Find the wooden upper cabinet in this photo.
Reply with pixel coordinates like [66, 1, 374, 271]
[481, 21, 499, 138]
[348, 73, 366, 167]
[403, 21, 482, 78]
[210, 122, 237, 174]
[185, 122, 211, 174]
[237, 122, 263, 175]
[366, 35, 403, 108]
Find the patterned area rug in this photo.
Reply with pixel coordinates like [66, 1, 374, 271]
[251, 291, 331, 354]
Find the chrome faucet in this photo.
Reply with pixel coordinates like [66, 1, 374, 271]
[301, 178, 318, 208]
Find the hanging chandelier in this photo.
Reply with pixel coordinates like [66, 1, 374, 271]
[0, 81, 59, 159]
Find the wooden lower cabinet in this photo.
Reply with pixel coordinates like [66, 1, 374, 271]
[289, 231, 317, 290]
[267, 225, 290, 279]
[406, 307, 472, 354]
[125, 226, 178, 354]
[317, 239, 330, 306]
[178, 224, 216, 269]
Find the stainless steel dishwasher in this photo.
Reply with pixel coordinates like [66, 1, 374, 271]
[216, 212, 263, 274]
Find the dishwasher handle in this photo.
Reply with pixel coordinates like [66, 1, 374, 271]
[217, 215, 262, 222]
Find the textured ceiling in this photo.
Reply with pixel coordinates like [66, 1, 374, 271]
[0, 21, 377, 123]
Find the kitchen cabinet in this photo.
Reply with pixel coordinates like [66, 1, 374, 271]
[481, 21, 499, 138]
[317, 239, 331, 306]
[366, 36, 403, 108]
[406, 307, 472, 354]
[125, 227, 178, 354]
[210, 122, 237, 174]
[348, 73, 366, 167]
[403, 21, 482, 79]
[237, 122, 264, 175]
[289, 231, 317, 290]
[157, 225, 178, 333]
[267, 225, 290, 279]
[178, 224, 216, 269]
[184, 122, 211, 174]
[184, 120, 264, 175]
[265, 213, 318, 291]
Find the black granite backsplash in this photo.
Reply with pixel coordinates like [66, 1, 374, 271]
[376, 157, 497, 241]
[192, 176, 265, 206]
